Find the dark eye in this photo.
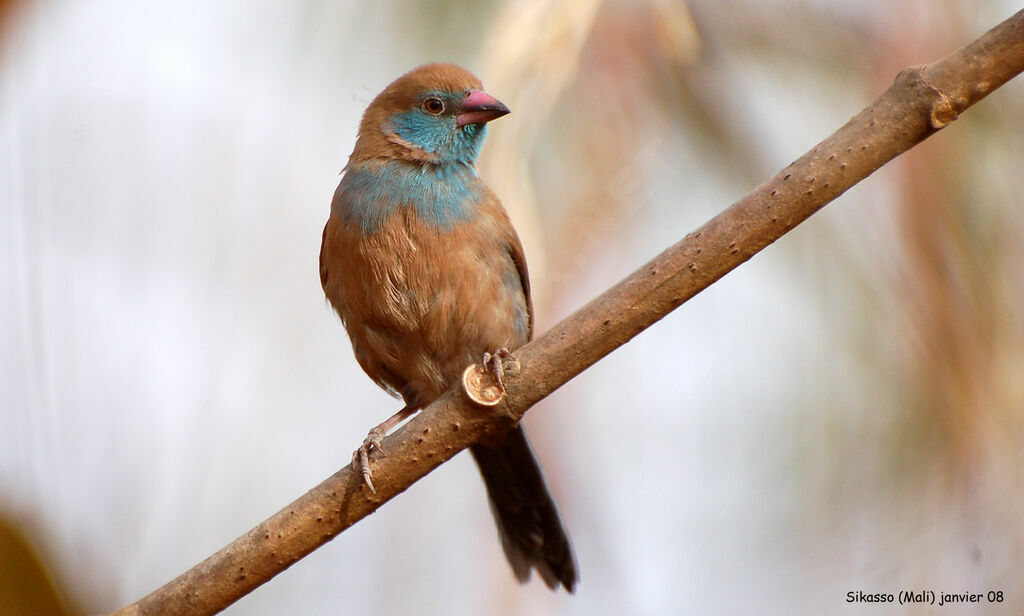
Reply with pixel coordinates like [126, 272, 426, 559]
[422, 97, 445, 115]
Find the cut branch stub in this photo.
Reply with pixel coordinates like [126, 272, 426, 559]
[462, 364, 505, 406]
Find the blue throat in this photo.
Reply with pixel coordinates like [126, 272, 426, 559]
[335, 161, 485, 233]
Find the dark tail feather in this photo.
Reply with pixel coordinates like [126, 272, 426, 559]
[470, 425, 578, 592]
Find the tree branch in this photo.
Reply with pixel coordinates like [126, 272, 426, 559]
[111, 10, 1024, 616]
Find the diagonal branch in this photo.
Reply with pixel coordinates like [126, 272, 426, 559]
[111, 9, 1024, 616]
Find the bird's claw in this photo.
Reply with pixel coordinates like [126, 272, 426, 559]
[351, 427, 387, 494]
[482, 347, 513, 394]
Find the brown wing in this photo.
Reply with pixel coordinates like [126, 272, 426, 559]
[319, 222, 331, 291]
[506, 232, 534, 341]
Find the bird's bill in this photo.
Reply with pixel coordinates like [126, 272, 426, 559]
[456, 90, 510, 127]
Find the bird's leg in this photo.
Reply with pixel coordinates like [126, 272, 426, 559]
[352, 403, 417, 494]
[481, 347, 514, 395]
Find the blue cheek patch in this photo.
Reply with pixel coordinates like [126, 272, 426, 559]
[335, 162, 485, 233]
[384, 91, 487, 164]
[387, 108, 456, 155]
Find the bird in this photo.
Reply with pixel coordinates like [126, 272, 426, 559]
[319, 63, 578, 592]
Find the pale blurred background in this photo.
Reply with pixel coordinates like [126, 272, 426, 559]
[2, 0, 1024, 614]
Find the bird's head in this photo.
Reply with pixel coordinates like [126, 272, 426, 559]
[352, 63, 510, 166]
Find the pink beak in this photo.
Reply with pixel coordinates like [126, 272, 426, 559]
[456, 90, 510, 127]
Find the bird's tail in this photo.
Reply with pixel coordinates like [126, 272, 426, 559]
[469, 425, 578, 592]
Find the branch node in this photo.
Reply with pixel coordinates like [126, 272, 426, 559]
[928, 89, 958, 128]
[907, 63, 961, 129]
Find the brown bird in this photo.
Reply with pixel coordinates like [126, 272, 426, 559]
[319, 63, 577, 591]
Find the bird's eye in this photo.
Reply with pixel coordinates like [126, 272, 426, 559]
[423, 97, 445, 115]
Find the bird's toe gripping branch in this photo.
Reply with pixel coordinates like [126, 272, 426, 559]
[350, 404, 418, 494]
[351, 428, 385, 494]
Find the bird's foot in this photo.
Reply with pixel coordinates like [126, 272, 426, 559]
[350, 404, 418, 495]
[351, 427, 386, 494]
[482, 347, 514, 394]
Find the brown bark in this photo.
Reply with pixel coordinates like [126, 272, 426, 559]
[111, 9, 1024, 616]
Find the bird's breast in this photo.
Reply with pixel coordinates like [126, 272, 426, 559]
[322, 170, 528, 402]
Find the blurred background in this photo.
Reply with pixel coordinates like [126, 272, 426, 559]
[2, 0, 1023, 614]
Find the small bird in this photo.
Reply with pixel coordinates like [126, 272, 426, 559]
[319, 63, 577, 591]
